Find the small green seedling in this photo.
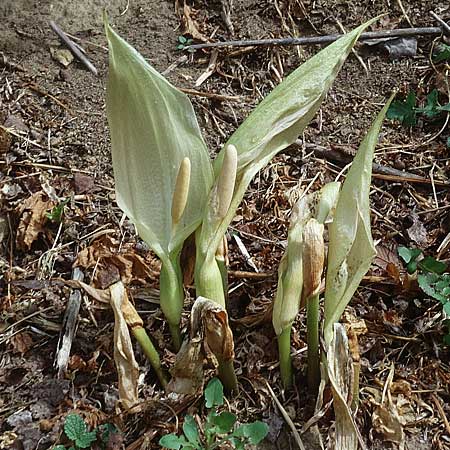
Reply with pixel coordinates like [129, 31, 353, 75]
[46, 198, 70, 223]
[387, 89, 450, 126]
[159, 378, 268, 449]
[176, 35, 194, 52]
[398, 247, 450, 344]
[54, 415, 119, 450]
[54, 414, 97, 450]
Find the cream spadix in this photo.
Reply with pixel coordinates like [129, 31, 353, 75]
[172, 157, 191, 228]
[217, 145, 237, 219]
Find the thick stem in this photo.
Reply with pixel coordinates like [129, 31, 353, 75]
[307, 294, 320, 396]
[217, 358, 238, 394]
[132, 327, 168, 388]
[160, 257, 184, 351]
[278, 327, 293, 389]
[195, 252, 226, 307]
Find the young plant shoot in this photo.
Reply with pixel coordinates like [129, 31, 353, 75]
[273, 183, 339, 389]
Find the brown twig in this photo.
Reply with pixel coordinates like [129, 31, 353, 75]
[179, 87, 241, 102]
[295, 140, 450, 187]
[430, 11, 450, 36]
[49, 21, 98, 76]
[186, 27, 444, 50]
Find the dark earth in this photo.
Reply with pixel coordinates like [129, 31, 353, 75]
[1, 1, 450, 449]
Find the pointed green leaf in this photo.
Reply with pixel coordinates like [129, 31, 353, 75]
[198, 19, 378, 268]
[105, 18, 213, 258]
[323, 95, 394, 345]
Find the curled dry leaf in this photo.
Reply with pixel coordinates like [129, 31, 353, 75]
[109, 282, 139, 410]
[169, 297, 235, 394]
[16, 192, 55, 250]
[181, 4, 208, 42]
[74, 235, 158, 287]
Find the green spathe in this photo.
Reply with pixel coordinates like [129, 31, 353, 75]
[105, 19, 213, 258]
[323, 96, 394, 345]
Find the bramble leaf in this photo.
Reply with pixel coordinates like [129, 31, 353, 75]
[433, 43, 450, 62]
[64, 414, 97, 449]
[386, 92, 416, 126]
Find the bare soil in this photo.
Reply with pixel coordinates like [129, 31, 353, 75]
[1, 1, 450, 449]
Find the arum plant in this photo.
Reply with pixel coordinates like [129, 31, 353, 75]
[105, 18, 213, 350]
[272, 183, 339, 389]
[104, 11, 378, 388]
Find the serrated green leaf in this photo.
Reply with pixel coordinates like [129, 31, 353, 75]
[416, 90, 440, 118]
[324, 95, 393, 345]
[75, 431, 97, 449]
[233, 421, 269, 444]
[195, 19, 379, 303]
[211, 411, 236, 433]
[205, 378, 224, 408]
[104, 18, 213, 259]
[433, 43, 450, 62]
[386, 92, 416, 126]
[159, 434, 188, 449]
[64, 414, 87, 442]
[418, 273, 448, 303]
[53, 446, 66, 450]
[182, 416, 199, 445]
[418, 256, 447, 274]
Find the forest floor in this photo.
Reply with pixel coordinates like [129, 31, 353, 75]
[1, 1, 450, 449]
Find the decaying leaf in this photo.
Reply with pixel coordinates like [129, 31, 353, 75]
[370, 366, 405, 449]
[169, 297, 235, 394]
[10, 332, 33, 354]
[74, 235, 158, 288]
[109, 282, 139, 410]
[16, 192, 55, 250]
[50, 47, 74, 67]
[327, 324, 365, 450]
[181, 4, 209, 42]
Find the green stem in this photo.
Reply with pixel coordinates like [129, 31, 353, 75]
[278, 327, 292, 389]
[132, 327, 168, 388]
[195, 253, 226, 307]
[217, 358, 238, 394]
[160, 257, 184, 351]
[307, 293, 320, 395]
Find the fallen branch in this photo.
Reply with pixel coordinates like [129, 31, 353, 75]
[186, 27, 444, 50]
[49, 21, 98, 76]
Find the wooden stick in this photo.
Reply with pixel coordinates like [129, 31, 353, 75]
[49, 21, 98, 76]
[186, 27, 444, 50]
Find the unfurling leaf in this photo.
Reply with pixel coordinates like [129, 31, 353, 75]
[324, 95, 394, 345]
[104, 18, 213, 258]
